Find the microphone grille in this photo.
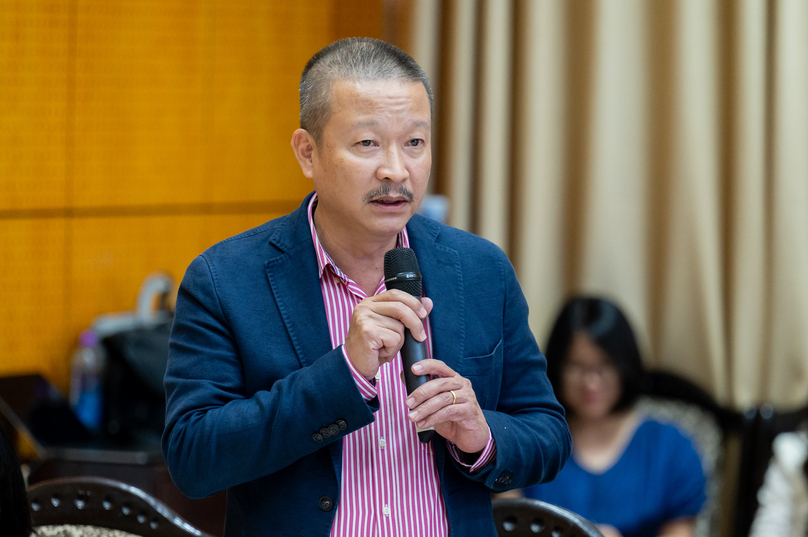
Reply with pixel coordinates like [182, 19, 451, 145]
[384, 248, 422, 297]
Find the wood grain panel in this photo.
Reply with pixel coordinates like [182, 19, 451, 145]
[330, 0, 383, 42]
[72, 0, 207, 207]
[0, 1, 70, 210]
[1, 0, 384, 394]
[0, 219, 68, 383]
[205, 1, 324, 204]
[68, 215, 208, 338]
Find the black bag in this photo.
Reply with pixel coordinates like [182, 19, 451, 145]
[102, 316, 172, 442]
[93, 273, 174, 445]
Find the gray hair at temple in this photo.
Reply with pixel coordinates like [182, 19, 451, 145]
[299, 37, 434, 146]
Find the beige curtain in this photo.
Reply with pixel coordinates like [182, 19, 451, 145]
[405, 0, 808, 409]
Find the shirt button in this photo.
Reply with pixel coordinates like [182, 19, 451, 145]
[383, 504, 390, 516]
[379, 437, 386, 449]
[375, 370, 382, 381]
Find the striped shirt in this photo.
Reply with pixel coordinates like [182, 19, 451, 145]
[306, 195, 494, 536]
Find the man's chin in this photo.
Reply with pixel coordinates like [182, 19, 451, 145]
[366, 213, 414, 238]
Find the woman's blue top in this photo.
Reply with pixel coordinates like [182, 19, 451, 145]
[523, 418, 706, 537]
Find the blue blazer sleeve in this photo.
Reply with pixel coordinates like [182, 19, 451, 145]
[475, 257, 570, 491]
[163, 250, 375, 499]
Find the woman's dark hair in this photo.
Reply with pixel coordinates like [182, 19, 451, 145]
[545, 296, 645, 414]
[0, 424, 32, 537]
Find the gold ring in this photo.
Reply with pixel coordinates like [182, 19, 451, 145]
[450, 390, 457, 405]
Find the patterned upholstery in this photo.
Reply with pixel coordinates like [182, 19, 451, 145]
[34, 525, 139, 537]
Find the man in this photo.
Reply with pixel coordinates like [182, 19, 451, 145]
[163, 38, 570, 536]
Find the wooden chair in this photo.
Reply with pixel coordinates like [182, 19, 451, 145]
[493, 498, 603, 537]
[28, 476, 213, 537]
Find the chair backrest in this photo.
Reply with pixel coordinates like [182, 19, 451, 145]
[638, 370, 745, 537]
[28, 476, 213, 537]
[640, 370, 743, 432]
[493, 498, 604, 537]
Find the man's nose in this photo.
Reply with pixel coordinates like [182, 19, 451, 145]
[377, 147, 408, 182]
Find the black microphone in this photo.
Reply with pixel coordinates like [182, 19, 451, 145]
[384, 247, 434, 443]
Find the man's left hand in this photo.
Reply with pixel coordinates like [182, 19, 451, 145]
[404, 359, 489, 454]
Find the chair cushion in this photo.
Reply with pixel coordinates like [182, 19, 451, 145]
[33, 525, 140, 537]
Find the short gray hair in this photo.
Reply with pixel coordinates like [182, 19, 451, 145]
[299, 38, 433, 146]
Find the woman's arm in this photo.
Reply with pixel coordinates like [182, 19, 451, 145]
[596, 525, 623, 537]
[492, 489, 524, 500]
[656, 517, 695, 537]
[594, 516, 694, 537]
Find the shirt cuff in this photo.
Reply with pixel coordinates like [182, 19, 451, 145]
[342, 346, 378, 402]
[447, 426, 497, 474]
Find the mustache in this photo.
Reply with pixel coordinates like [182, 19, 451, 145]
[363, 185, 415, 203]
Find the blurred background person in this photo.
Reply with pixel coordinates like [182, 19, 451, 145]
[0, 425, 33, 537]
[522, 296, 706, 537]
[749, 422, 808, 537]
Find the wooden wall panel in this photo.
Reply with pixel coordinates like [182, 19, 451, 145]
[0, 1, 70, 211]
[67, 216, 208, 352]
[0, 219, 68, 381]
[0, 0, 383, 393]
[330, 0, 383, 42]
[72, 0, 207, 207]
[70, 215, 209, 306]
[206, 1, 324, 204]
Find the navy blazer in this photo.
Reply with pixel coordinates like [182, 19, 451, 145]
[163, 193, 570, 536]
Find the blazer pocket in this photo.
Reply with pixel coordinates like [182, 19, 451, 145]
[462, 339, 502, 409]
[461, 338, 502, 376]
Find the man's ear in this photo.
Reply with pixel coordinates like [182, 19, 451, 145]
[291, 129, 317, 179]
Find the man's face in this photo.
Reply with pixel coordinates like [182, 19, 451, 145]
[300, 79, 432, 246]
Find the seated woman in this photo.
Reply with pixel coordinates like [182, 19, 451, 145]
[522, 296, 706, 537]
[749, 424, 808, 537]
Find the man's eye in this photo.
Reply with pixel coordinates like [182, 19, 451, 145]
[408, 139, 424, 147]
[359, 140, 374, 147]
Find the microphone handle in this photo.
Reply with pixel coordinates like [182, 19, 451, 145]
[401, 329, 434, 443]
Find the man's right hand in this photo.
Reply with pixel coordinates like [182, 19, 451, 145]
[343, 290, 433, 380]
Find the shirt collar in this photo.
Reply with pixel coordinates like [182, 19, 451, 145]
[307, 192, 410, 280]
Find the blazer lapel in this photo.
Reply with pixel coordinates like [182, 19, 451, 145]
[407, 217, 466, 377]
[264, 196, 333, 369]
[263, 195, 346, 478]
[263, 203, 466, 374]
[407, 215, 465, 476]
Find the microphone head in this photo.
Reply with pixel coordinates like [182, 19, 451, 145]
[384, 248, 422, 297]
